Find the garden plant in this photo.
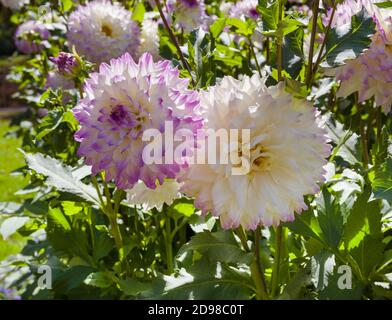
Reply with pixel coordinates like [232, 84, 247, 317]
[0, 0, 391, 301]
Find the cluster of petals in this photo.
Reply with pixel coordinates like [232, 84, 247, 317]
[14, 20, 49, 54]
[127, 180, 182, 211]
[181, 75, 331, 229]
[67, 0, 140, 64]
[228, 0, 259, 20]
[325, 0, 392, 113]
[138, 14, 161, 60]
[73, 52, 202, 190]
[166, 0, 208, 32]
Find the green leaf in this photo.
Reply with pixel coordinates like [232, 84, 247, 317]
[61, 201, 84, 216]
[62, 111, 78, 131]
[46, 207, 91, 261]
[330, 168, 364, 206]
[257, 0, 279, 32]
[61, 0, 73, 12]
[323, 8, 376, 67]
[172, 202, 195, 218]
[371, 157, 392, 202]
[226, 18, 255, 37]
[0, 202, 23, 215]
[282, 28, 304, 79]
[375, 1, 392, 8]
[119, 278, 149, 296]
[278, 263, 313, 299]
[316, 189, 345, 249]
[0, 233, 26, 260]
[318, 266, 364, 300]
[310, 250, 336, 291]
[343, 189, 382, 250]
[53, 266, 96, 293]
[188, 28, 215, 87]
[177, 231, 253, 265]
[132, 2, 145, 23]
[285, 205, 323, 243]
[350, 235, 384, 279]
[0, 217, 30, 240]
[24, 200, 49, 215]
[278, 16, 305, 37]
[85, 272, 114, 288]
[210, 18, 227, 38]
[284, 78, 307, 98]
[35, 110, 64, 140]
[48, 207, 71, 231]
[93, 230, 114, 261]
[326, 115, 361, 165]
[143, 260, 253, 299]
[24, 152, 100, 205]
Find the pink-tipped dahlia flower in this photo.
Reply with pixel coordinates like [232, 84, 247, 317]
[229, 0, 259, 20]
[67, 0, 140, 64]
[14, 20, 49, 54]
[73, 53, 202, 190]
[181, 75, 331, 230]
[324, 0, 392, 113]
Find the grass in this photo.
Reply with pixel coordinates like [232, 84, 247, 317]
[0, 120, 28, 202]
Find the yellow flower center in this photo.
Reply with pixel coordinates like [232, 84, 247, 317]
[101, 24, 113, 37]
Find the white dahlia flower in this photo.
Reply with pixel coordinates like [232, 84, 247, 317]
[127, 180, 182, 211]
[0, 0, 28, 10]
[138, 17, 160, 60]
[67, 0, 140, 64]
[181, 75, 331, 229]
[167, 0, 208, 32]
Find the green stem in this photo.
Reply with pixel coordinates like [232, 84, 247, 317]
[249, 39, 262, 77]
[360, 118, 369, 167]
[237, 227, 269, 300]
[154, 0, 195, 87]
[253, 227, 269, 300]
[271, 225, 285, 297]
[165, 217, 174, 274]
[236, 226, 250, 251]
[265, 37, 270, 65]
[95, 175, 130, 275]
[376, 105, 382, 143]
[306, 0, 320, 88]
[92, 176, 105, 207]
[277, 2, 284, 82]
[312, 1, 337, 77]
[170, 218, 188, 239]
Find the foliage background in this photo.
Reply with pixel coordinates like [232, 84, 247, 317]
[0, 0, 391, 300]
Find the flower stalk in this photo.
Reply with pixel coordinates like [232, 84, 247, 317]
[154, 0, 195, 87]
[237, 227, 269, 300]
[306, 0, 320, 88]
[277, 1, 284, 82]
[271, 225, 286, 297]
[312, 1, 337, 77]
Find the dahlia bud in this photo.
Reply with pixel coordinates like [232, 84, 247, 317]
[49, 52, 80, 78]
